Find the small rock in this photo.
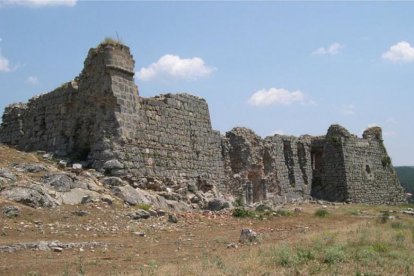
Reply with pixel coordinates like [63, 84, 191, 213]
[2, 206, 20, 218]
[168, 214, 178, 223]
[227, 243, 238, 249]
[156, 209, 166, 217]
[102, 177, 126, 187]
[128, 209, 151, 220]
[58, 160, 68, 169]
[103, 159, 124, 170]
[52, 247, 63, 253]
[206, 198, 230, 211]
[73, 210, 89, 217]
[101, 195, 113, 205]
[81, 195, 91, 204]
[0, 169, 17, 181]
[72, 163, 83, 172]
[14, 163, 46, 173]
[239, 228, 257, 243]
[294, 207, 303, 213]
[133, 232, 146, 237]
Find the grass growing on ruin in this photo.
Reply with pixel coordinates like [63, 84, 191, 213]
[100, 37, 123, 46]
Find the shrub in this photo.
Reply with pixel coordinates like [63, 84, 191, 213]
[323, 246, 346, 264]
[275, 209, 293, 217]
[232, 208, 254, 218]
[315, 208, 329, 218]
[233, 197, 244, 207]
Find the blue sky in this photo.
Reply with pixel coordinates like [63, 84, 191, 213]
[0, 1, 413, 165]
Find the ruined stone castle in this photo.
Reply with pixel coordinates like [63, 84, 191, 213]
[0, 41, 406, 205]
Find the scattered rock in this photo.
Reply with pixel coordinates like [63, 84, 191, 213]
[52, 247, 63, 252]
[133, 232, 146, 237]
[58, 160, 67, 169]
[102, 177, 126, 187]
[127, 209, 151, 220]
[72, 163, 83, 172]
[43, 174, 73, 192]
[2, 206, 20, 218]
[168, 214, 178, 223]
[56, 188, 100, 205]
[0, 241, 107, 253]
[101, 195, 113, 205]
[111, 186, 152, 206]
[0, 168, 17, 181]
[206, 198, 230, 211]
[294, 207, 303, 213]
[0, 183, 57, 208]
[103, 159, 124, 175]
[73, 210, 88, 217]
[14, 163, 46, 173]
[239, 228, 257, 243]
[227, 243, 238, 249]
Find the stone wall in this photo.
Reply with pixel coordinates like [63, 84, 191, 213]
[221, 128, 313, 204]
[0, 42, 225, 196]
[311, 125, 406, 204]
[0, 41, 407, 205]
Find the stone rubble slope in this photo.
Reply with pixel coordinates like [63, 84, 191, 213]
[0, 145, 231, 212]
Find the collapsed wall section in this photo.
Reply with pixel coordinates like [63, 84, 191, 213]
[222, 128, 312, 204]
[310, 125, 349, 202]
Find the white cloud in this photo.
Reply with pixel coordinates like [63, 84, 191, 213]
[384, 131, 398, 137]
[340, 104, 356, 115]
[2, 0, 76, 7]
[312, 42, 343, 56]
[248, 88, 308, 106]
[0, 49, 11, 72]
[385, 117, 398, 124]
[136, 54, 215, 81]
[382, 41, 414, 63]
[26, 76, 39, 85]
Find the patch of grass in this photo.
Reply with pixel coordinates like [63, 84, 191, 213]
[136, 203, 151, 211]
[101, 37, 123, 46]
[323, 245, 346, 264]
[232, 208, 254, 218]
[275, 209, 293, 217]
[390, 221, 405, 229]
[372, 242, 389, 253]
[315, 208, 329, 218]
[272, 245, 297, 267]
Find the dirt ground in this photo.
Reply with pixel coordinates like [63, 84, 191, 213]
[0, 198, 368, 276]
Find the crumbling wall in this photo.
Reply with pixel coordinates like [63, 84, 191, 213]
[312, 125, 406, 204]
[0, 42, 225, 196]
[222, 128, 312, 204]
[342, 127, 406, 204]
[0, 41, 407, 205]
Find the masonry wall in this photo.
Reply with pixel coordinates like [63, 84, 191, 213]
[342, 127, 406, 204]
[311, 125, 406, 204]
[0, 42, 225, 194]
[221, 128, 312, 204]
[0, 41, 407, 205]
[108, 93, 225, 192]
